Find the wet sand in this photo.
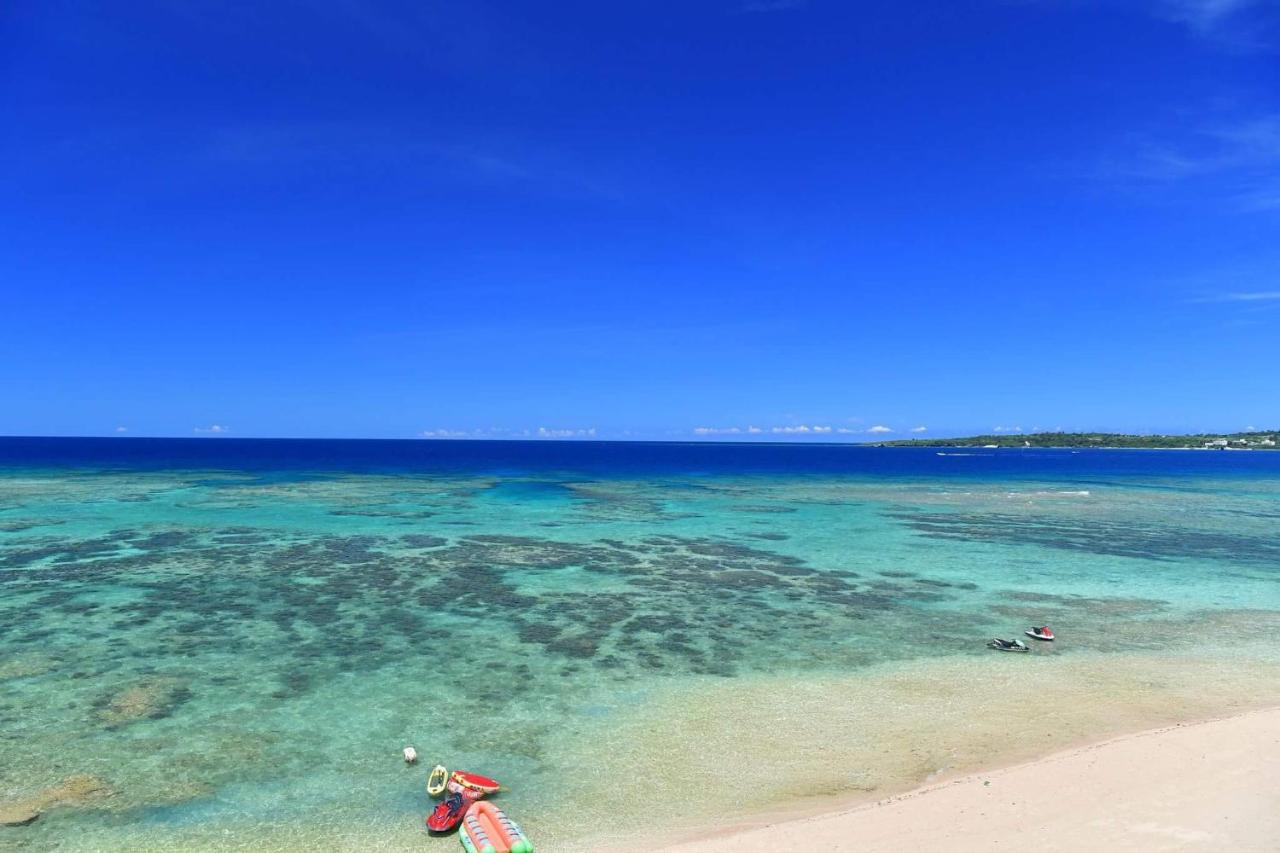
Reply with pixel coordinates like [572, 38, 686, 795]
[659, 707, 1280, 852]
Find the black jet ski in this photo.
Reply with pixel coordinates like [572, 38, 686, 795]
[987, 637, 1029, 652]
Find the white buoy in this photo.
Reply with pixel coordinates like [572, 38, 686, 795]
[403, 746, 418, 764]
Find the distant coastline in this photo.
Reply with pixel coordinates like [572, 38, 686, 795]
[873, 430, 1279, 450]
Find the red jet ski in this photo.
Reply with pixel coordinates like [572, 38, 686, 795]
[1025, 626, 1055, 641]
[426, 792, 469, 833]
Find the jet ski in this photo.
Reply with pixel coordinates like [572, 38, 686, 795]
[1025, 626, 1055, 641]
[987, 638, 1029, 652]
[426, 792, 469, 834]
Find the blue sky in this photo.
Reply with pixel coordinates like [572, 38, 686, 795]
[2, 0, 1278, 440]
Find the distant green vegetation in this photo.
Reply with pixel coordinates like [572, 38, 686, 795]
[876, 431, 1280, 449]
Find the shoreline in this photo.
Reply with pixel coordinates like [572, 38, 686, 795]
[5, 660, 1279, 850]
[648, 706, 1280, 852]
[566, 646, 1280, 853]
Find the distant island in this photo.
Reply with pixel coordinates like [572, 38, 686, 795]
[875, 431, 1279, 450]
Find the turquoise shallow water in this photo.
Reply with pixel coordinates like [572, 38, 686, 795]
[2, 442, 1280, 850]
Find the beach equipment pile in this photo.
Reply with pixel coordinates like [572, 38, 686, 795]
[418, 761, 533, 853]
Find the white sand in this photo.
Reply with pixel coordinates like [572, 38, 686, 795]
[661, 707, 1280, 852]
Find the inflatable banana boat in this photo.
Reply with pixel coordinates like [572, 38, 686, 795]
[450, 770, 500, 797]
[459, 801, 533, 853]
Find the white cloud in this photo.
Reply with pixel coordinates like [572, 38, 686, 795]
[689, 423, 909, 438]
[993, 425, 1023, 434]
[114, 426, 128, 433]
[536, 426, 596, 439]
[1150, 0, 1280, 55]
[1195, 290, 1280, 302]
[1237, 183, 1280, 211]
[1158, 0, 1262, 37]
[194, 425, 228, 434]
[910, 425, 928, 433]
[420, 429, 470, 438]
[1110, 113, 1280, 210]
[421, 426, 602, 439]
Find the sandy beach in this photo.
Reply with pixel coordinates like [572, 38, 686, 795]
[660, 707, 1280, 852]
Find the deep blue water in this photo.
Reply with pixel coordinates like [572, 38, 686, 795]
[3, 436, 1279, 478]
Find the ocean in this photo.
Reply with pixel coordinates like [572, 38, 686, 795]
[2, 438, 1279, 850]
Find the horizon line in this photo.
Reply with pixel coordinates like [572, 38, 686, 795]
[1, 429, 1275, 446]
